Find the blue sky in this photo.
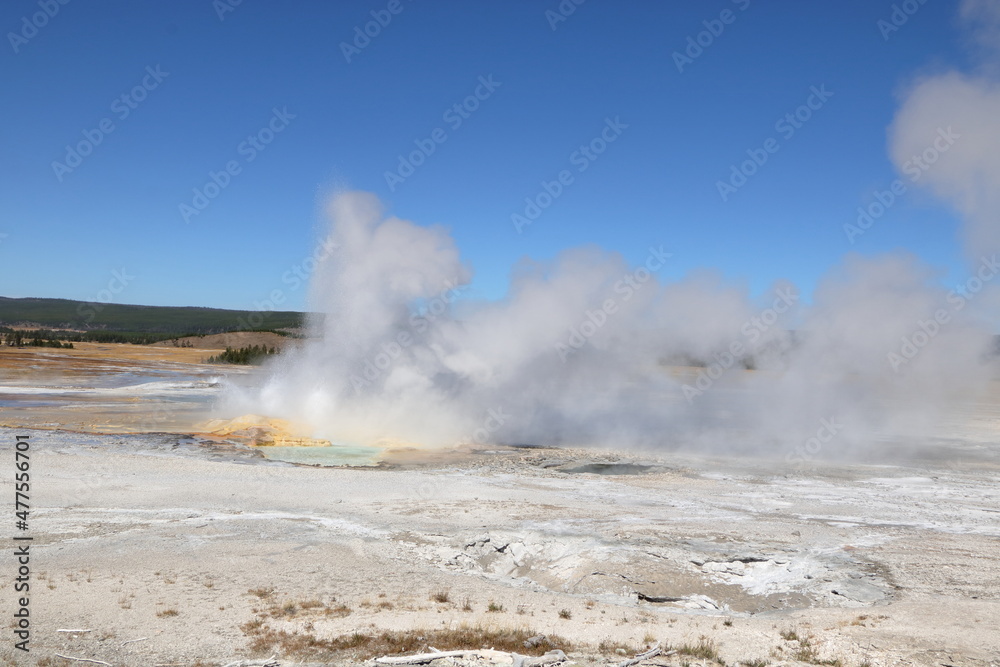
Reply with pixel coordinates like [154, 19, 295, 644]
[0, 0, 972, 311]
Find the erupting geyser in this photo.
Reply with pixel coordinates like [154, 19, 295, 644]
[223, 190, 996, 459]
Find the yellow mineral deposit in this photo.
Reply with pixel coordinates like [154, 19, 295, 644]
[201, 414, 331, 447]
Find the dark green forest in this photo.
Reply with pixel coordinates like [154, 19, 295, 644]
[207, 345, 278, 365]
[0, 329, 74, 348]
[0, 297, 304, 334]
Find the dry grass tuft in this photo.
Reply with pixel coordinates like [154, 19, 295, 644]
[597, 639, 634, 655]
[779, 628, 800, 641]
[669, 637, 721, 661]
[36, 658, 72, 667]
[240, 623, 571, 661]
[781, 631, 842, 666]
[248, 587, 276, 599]
[262, 597, 351, 619]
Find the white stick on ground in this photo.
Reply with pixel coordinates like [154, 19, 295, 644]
[616, 646, 676, 667]
[376, 648, 569, 667]
[54, 655, 111, 666]
[375, 650, 478, 664]
[512, 649, 568, 667]
[56, 629, 93, 633]
[120, 637, 149, 647]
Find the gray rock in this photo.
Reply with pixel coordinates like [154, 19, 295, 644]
[830, 580, 886, 603]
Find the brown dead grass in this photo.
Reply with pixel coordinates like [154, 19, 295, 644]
[150, 331, 293, 351]
[262, 598, 351, 619]
[670, 637, 721, 661]
[597, 638, 635, 655]
[0, 341, 216, 367]
[240, 623, 571, 661]
[248, 587, 276, 599]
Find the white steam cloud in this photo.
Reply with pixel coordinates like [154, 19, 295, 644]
[224, 191, 993, 460]
[224, 2, 1000, 460]
[890, 73, 1000, 257]
[890, 0, 1000, 258]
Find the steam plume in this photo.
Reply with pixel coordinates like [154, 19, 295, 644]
[224, 192, 993, 459]
[224, 1, 1000, 459]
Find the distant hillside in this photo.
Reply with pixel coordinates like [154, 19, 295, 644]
[0, 296, 305, 335]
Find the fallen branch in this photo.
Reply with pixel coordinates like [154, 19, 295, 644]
[513, 649, 567, 667]
[636, 592, 682, 603]
[57, 629, 93, 633]
[617, 646, 676, 667]
[54, 655, 111, 666]
[375, 650, 477, 664]
[218, 656, 278, 667]
[375, 648, 568, 666]
[120, 637, 149, 647]
[617, 645, 660, 667]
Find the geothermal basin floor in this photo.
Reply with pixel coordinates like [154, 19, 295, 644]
[1, 428, 998, 667]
